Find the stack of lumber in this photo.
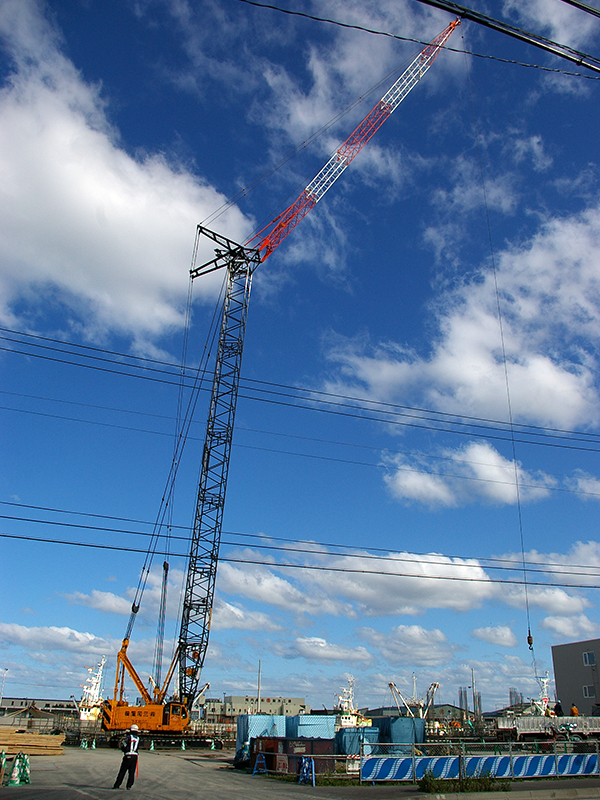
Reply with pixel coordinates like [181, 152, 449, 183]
[0, 730, 64, 756]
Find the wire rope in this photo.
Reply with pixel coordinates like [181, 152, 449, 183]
[462, 37, 537, 681]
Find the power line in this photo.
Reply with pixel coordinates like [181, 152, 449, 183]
[5, 398, 600, 500]
[3, 503, 600, 580]
[234, 0, 600, 78]
[1, 530, 598, 589]
[4, 327, 600, 452]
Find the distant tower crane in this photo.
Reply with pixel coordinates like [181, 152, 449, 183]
[102, 18, 460, 733]
[178, 18, 460, 709]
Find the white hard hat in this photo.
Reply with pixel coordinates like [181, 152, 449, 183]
[130, 724, 139, 732]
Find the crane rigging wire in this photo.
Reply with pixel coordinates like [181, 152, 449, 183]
[123, 267, 229, 642]
[462, 36, 537, 682]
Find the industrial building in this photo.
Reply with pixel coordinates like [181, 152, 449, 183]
[197, 695, 309, 721]
[552, 638, 600, 715]
[0, 697, 78, 717]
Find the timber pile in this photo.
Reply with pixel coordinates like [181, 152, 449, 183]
[0, 730, 64, 756]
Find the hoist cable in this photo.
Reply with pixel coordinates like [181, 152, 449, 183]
[462, 37, 535, 663]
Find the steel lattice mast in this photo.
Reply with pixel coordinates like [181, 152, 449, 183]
[178, 19, 459, 708]
[178, 228, 261, 706]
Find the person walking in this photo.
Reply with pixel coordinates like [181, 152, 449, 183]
[113, 724, 140, 790]
[570, 703, 579, 717]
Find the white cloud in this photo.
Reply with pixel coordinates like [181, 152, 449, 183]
[432, 155, 518, 215]
[510, 134, 553, 172]
[64, 590, 131, 615]
[0, 621, 112, 655]
[360, 624, 454, 667]
[570, 472, 600, 501]
[541, 614, 600, 639]
[212, 598, 282, 632]
[502, 586, 591, 616]
[0, 0, 252, 347]
[274, 636, 373, 664]
[323, 203, 600, 493]
[217, 560, 351, 617]
[305, 550, 495, 615]
[473, 625, 518, 647]
[383, 441, 554, 507]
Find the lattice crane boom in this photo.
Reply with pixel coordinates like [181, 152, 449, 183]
[178, 19, 459, 709]
[250, 18, 460, 260]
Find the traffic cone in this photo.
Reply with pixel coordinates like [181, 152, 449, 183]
[181, 740, 186, 751]
[8, 753, 22, 786]
[80, 738, 88, 749]
[149, 741, 155, 752]
[91, 739, 96, 749]
[19, 754, 30, 785]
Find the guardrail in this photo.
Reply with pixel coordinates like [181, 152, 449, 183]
[360, 740, 600, 782]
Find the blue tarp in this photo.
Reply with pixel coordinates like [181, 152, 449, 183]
[369, 716, 425, 754]
[285, 715, 336, 739]
[235, 714, 286, 751]
[335, 726, 380, 755]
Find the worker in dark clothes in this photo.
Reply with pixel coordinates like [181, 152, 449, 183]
[554, 701, 564, 717]
[113, 724, 140, 790]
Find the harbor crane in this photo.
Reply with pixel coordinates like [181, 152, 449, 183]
[102, 18, 460, 735]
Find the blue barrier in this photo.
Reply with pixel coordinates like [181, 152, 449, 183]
[361, 746, 599, 782]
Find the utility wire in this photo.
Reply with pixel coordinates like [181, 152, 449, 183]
[1, 531, 598, 589]
[4, 499, 599, 575]
[4, 511, 600, 580]
[4, 328, 600, 451]
[4, 325, 599, 441]
[235, 0, 600, 77]
[558, 0, 600, 18]
[4, 388, 600, 492]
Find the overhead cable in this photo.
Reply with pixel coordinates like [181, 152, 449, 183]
[4, 499, 599, 574]
[2, 531, 599, 589]
[4, 510, 600, 580]
[234, 0, 600, 78]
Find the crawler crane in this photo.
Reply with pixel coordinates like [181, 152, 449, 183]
[101, 18, 460, 736]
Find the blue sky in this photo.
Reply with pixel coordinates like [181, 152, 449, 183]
[2, 0, 600, 714]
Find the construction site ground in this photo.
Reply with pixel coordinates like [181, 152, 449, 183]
[2, 747, 600, 800]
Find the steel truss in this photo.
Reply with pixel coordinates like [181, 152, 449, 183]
[178, 226, 260, 707]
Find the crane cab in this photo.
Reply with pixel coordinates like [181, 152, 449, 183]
[101, 699, 189, 734]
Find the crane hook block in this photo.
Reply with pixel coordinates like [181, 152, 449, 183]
[527, 632, 534, 649]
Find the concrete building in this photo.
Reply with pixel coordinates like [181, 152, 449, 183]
[196, 695, 309, 721]
[0, 696, 78, 718]
[552, 638, 600, 715]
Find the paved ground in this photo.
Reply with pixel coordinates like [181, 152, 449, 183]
[2, 748, 600, 800]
